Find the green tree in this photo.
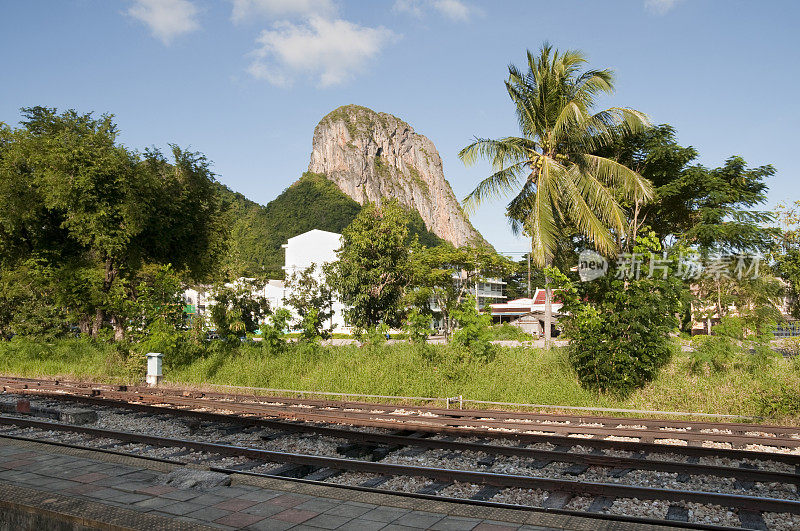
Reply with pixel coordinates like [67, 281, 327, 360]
[775, 200, 800, 318]
[0, 107, 225, 340]
[460, 45, 653, 340]
[599, 125, 778, 254]
[327, 200, 413, 333]
[403, 308, 432, 344]
[450, 295, 494, 359]
[408, 244, 515, 339]
[208, 279, 270, 341]
[284, 264, 335, 341]
[260, 308, 292, 351]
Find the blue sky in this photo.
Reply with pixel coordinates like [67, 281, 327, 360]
[2, 0, 798, 254]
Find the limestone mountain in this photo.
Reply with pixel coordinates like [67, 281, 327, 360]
[308, 105, 486, 247]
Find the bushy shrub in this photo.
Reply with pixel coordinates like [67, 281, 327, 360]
[137, 317, 204, 371]
[755, 384, 800, 418]
[559, 239, 686, 397]
[451, 296, 494, 360]
[687, 316, 778, 375]
[361, 323, 390, 349]
[260, 308, 291, 352]
[489, 323, 535, 341]
[403, 308, 432, 344]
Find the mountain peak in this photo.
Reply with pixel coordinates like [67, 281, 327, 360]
[309, 105, 485, 247]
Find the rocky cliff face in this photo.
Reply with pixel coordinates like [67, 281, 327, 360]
[307, 105, 485, 247]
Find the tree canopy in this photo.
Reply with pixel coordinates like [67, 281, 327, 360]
[327, 200, 415, 332]
[0, 107, 225, 339]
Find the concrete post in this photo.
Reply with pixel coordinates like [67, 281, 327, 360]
[146, 352, 163, 387]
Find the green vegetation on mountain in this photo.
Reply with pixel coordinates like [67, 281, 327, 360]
[219, 172, 442, 279]
[321, 104, 410, 139]
[219, 172, 360, 279]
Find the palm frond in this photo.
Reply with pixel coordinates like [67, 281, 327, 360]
[458, 137, 528, 168]
[528, 158, 561, 266]
[583, 107, 651, 150]
[554, 165, 618, 256]
[569, 165, 629, 237]
[583, 154, 654, 203]
[462, 160, 528, 213]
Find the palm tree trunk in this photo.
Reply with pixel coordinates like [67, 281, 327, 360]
[543, 254, 553, 342]
[544, 282, 552, 342]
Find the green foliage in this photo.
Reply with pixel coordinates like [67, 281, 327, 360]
[403, 308, 432, 344]
[284, 264, 334, 341]
[451, 296, 494, 359]
[561, 236, 686, 396]
[327, 199, 414, 332]
[755, 384, 800, 418]
[774, 201, 800, 319]
[129, 264, 185, 337]
[208, 279, 269, 341]
[0, 107, 224, 340]
[218, 172, 441, 279]
[260, 308, 291, 351]
[219, 173, 362, 279]
[3, 337, 800, 421]
[0, 258, 69, 339]
[687, 334, 738, 375]
[408, 244, 515, 338]
[599, 125, 778, 254]
[489, 323, 535, 341]
[363, 322, 390, 348]
[460, 44, 652, 268]
[687, 316, 778, 376]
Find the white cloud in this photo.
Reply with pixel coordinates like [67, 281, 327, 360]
[393, 0, 425, 18]
[644, 0, 683, 15]
[230, 0, 336, 24]
[393, 0, 474, 22]
[247, 17, 396, 87]
[127, 0, 200, 44]
[432, 0, 471, 21]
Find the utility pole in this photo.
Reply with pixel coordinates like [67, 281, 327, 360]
[527, 253, 531, 299]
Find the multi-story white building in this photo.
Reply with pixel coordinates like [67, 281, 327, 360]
[475, 278, 507, 309]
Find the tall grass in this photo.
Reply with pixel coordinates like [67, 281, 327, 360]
[1, 337, 798, 421]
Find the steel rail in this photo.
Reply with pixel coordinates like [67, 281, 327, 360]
[1, 376, 791, 432]
[8, 388, 799, 486]
[8, 381, 798, 450]
[0, 377, 800, 440]
[142, 386, 796, 434]
[0, 431, 738, 531]
[87, 391, 800, 448]
[8, 385, 800, 467]
[0, 415, 798, 516]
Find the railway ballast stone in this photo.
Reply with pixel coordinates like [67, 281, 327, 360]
[157, 469, 231, 489]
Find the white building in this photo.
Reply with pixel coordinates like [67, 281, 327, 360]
[182, 286, 212, 317]
[282, 229, 347, 332]
[263, 280, 286, 312]
[475, 278, 507, 309]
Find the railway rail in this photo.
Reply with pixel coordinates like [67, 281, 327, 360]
[3, 376, 799, 448]
[1, 376, 799, 529]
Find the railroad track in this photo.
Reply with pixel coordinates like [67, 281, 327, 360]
[1, 376, 799, 529]
[4, 376, 800, 449]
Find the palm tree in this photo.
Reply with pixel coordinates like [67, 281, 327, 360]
[460, 44, 654, 341]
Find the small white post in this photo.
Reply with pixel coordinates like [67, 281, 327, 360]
[146, 352, 163, 387]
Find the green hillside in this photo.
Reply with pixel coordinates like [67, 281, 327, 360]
[219, 172, 442, 279]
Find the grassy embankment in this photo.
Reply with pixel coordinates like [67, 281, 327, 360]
[0, 337, 798, 422]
